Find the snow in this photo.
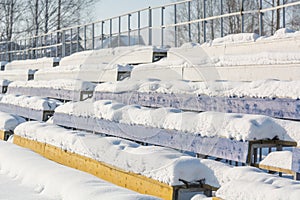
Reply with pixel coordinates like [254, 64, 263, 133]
[95, 79, 300, 100]
[260, 151, 293, 170]
[0, 69, 35, 81]
[14, 121, 214, 186]
[8, 79, 96, 92]
[0, 111, 25, 131]
[0, 79, 11, 86]
[1, 94, 60, 110]
[55, 100, 293, 142]
[216, 166, 300, 200]
[0, 140, 159, 200]
[5, 57, 59, 71]
[208, 33, 260, 46]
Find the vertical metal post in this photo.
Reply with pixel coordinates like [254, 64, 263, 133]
[92, 23, 95, 50]
[101, 21, 104, 48]
[188, 1, 191, 42]
[282, 0, 286, 28]
[62, 31, 66, 58]
[138, 11, 141, 45]
[161, 7, 165, 47]
[220, 0, 224, 37]
[84, 25, 87, 50]
[70, 28, 73, 55]
[259, 0, 263, 36]
[50, 33, 53, 57]
[128, 14, 131, 46]
[109, 19, 112, 48]
[148, 7, 152, 45]
[174, 4, 177, 47]
[118, 16, 121, 47]
[240, 0, 244, 33]
[203, 0, 207, 42]
[77, 27, 80, 52]
[24, 39, 27, 60]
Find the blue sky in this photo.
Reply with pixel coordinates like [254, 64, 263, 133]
[94, 0, 172, 20]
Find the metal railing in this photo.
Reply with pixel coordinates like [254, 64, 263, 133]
[0, 0, 299, 62]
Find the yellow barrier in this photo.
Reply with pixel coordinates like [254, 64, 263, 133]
[13, 135, 174, 200]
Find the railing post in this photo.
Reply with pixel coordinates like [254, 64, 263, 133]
[282, 0, 286, 28]
[148, 7, 152, 46]
[203, 0, 207, 42]
[161, 7, 165, 47]
[77, 27, 80, 52]
[188, 1, 191, 42]
[70, 28, 73, 54]
[62, 30, 66, 58]
[84, 25, 87, 50]
[92, 23, 95, 50]
[109, 19, 112, 48]
[101, 21, 104, 48]
[240, 0, 244, 33]
[220, 0, 224, 37]
[128, 14, 131, 46]
[259, 0, 263, 36]
[118, 16, 121, 47]
[174, 4, 177, 47]
[138, 11, 141, 45]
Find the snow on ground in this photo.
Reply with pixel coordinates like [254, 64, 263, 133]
[0, 141, 159, 200]
[55, 100, 293, 142]
[1, 94, 61, 110]
[260, 151, 293, 170]
[216, 166, 300, 200]
[95, 78, 300, 99]
[8, 79, 96, 92]
[14, 121, 218, 186]
[0, 111, 25, 131]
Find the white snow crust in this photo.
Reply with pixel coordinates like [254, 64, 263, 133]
[260, 151, 293, 170]
[0, 111, 25, 131]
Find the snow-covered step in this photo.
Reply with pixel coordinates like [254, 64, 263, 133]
[0, 141, 159, 200]
[0, 69, 36, 81]
[53, 100, 297, 163]
[0, 94, 60, 121]
[7, 79, 96, 101]
[14, 121, 218, 200]
[0, 111, 25, 140]
[4, 57, 59, 71]
[94, 79, 300, 120]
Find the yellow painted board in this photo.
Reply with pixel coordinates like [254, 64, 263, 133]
[13, 135, 174, 200]
[258, 164, 294, 175]
[0, 130, 5, 140]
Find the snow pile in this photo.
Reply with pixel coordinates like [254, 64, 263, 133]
[95, 79, 300, 100]
[15, 121, 211, 186]
[260, 151, 293, 170]
[8, 79, 96, 92]
[1, 94, 60, 110]
[209, 33, 259, 46]
[0, 141, 159, 200]
[0, 111, 25, 131]
[55, 100, 292, 142]
[216, 166, 300, 200]
[0, 79, 11, 86]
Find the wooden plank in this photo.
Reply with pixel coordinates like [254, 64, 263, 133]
[53, 112, 249, 163]
[258, 163, 294, 175]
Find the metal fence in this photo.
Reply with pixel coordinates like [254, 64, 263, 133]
[0, 0, 300, 62]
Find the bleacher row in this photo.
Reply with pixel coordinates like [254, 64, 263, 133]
[1, 31, 300, 200]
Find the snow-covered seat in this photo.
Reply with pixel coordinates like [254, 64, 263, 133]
[5, 57, 59, 71]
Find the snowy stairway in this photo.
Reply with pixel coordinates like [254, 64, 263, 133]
[13, 121, 218, 200]
[0, 94, 60, 121]
[53, 100, 297, 164]
[7, 79, 96, 102]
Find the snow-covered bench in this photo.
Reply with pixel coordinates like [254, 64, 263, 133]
[0, 111, 25, 140]
[53, 100, 297, 164]
[4, 57, 59, 71]
[0, 69, 36, 81]
[7, 79, 96, 101]
[0, 94, 60, 121]
[14, 121, 219, 200]
[93, 79, 300, 121]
